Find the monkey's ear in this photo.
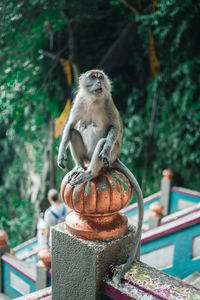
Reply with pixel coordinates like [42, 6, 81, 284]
[79, 74, 85, 85]
[105, 76, 112, 92]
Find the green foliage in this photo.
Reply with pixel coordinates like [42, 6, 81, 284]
[0, 141, 34, 247]
[0, 0, 199, 246]
[0, 0, 66, 246]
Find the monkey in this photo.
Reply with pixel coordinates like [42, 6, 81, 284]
[57, 69, 144, 283]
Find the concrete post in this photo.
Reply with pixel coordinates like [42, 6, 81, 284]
[160, 169, 174, 216]
[51, 223, 136, 300]
[36, 248, 51, 290]
[0, 230, 10, 293]
[149, 202, 164, 229]
[0, 245, 10, 257]
[149, 217, 160, 229]
[0, 245, 10, 292]
[36, 266, 49, 291]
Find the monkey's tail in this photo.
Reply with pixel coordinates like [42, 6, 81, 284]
[111, 159, 144, 283]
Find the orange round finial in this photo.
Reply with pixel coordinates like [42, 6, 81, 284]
[150, 202, 164, 218]
[0, 230, 8, 247]
[162, 169, 174, 181]
[10, 249, 15, 255]
[61, 169, 133, 241]
[38, 248, 51, 268]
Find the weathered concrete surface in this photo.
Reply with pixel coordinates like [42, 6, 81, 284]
[52, 223, 136, 300]
[36, 266, 49, 291]
[0, 294, 10, 300]
[0, 245, 10, 293]
[160, 178, 171, 216]
[17, 287, 51, 300]
[0, 246, 10, 257]
[149, 216, 160, 229]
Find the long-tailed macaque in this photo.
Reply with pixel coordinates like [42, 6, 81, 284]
[57, 69, 144, 282]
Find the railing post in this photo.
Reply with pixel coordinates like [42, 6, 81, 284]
[0, 230, 10, 293]
[36, 248, 51, 291]
[52, 223, 135, 300]
[0, 230, 10, 256]
[52, 169, 136, 300]
[160, 169, 174, 216]
[149, 202, 164, 229]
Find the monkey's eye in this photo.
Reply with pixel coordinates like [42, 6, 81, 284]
[99, 75, 104, 80]
[90, 74, 96, 79]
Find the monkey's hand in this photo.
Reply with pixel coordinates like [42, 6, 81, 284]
[57, 152, 67, 169]
[99, 148, 110, 167]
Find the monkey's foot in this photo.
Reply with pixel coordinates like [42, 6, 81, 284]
[70, 171, 92, 186]
[67, 166, 84, 183]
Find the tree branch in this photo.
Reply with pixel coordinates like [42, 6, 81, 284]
[62, 11, 79, 82]
[97, 20, 136, 73]
[118, 0, 140, 15]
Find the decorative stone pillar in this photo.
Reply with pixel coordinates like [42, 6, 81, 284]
[160, 169, 174, 216]
[0, 230, 10, 292]
[52, 223, 135, 300]
[149, 202, 164, 229]
[36, 248, 51, 291]
[52, 169, 136, 300]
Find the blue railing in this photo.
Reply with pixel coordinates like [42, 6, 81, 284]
[1, 253, 36, 298]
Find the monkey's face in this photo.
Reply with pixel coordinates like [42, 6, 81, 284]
[80, 70, 111, 96]
[85, 71, 104, 95]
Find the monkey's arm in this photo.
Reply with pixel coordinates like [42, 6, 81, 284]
[57, 122, 74, 168]
[57, 102, 81, 169]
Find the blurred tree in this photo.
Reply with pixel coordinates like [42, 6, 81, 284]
[0, 0, 199, 246]
[0, 0, 67, 245]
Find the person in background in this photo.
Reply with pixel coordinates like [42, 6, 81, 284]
[44, 188, 68, 247]
[37, 212, 47, 248]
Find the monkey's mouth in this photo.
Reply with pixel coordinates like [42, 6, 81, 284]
[95, 87, 103, 94]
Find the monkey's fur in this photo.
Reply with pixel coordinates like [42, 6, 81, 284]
[57, 69, 144, 282]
